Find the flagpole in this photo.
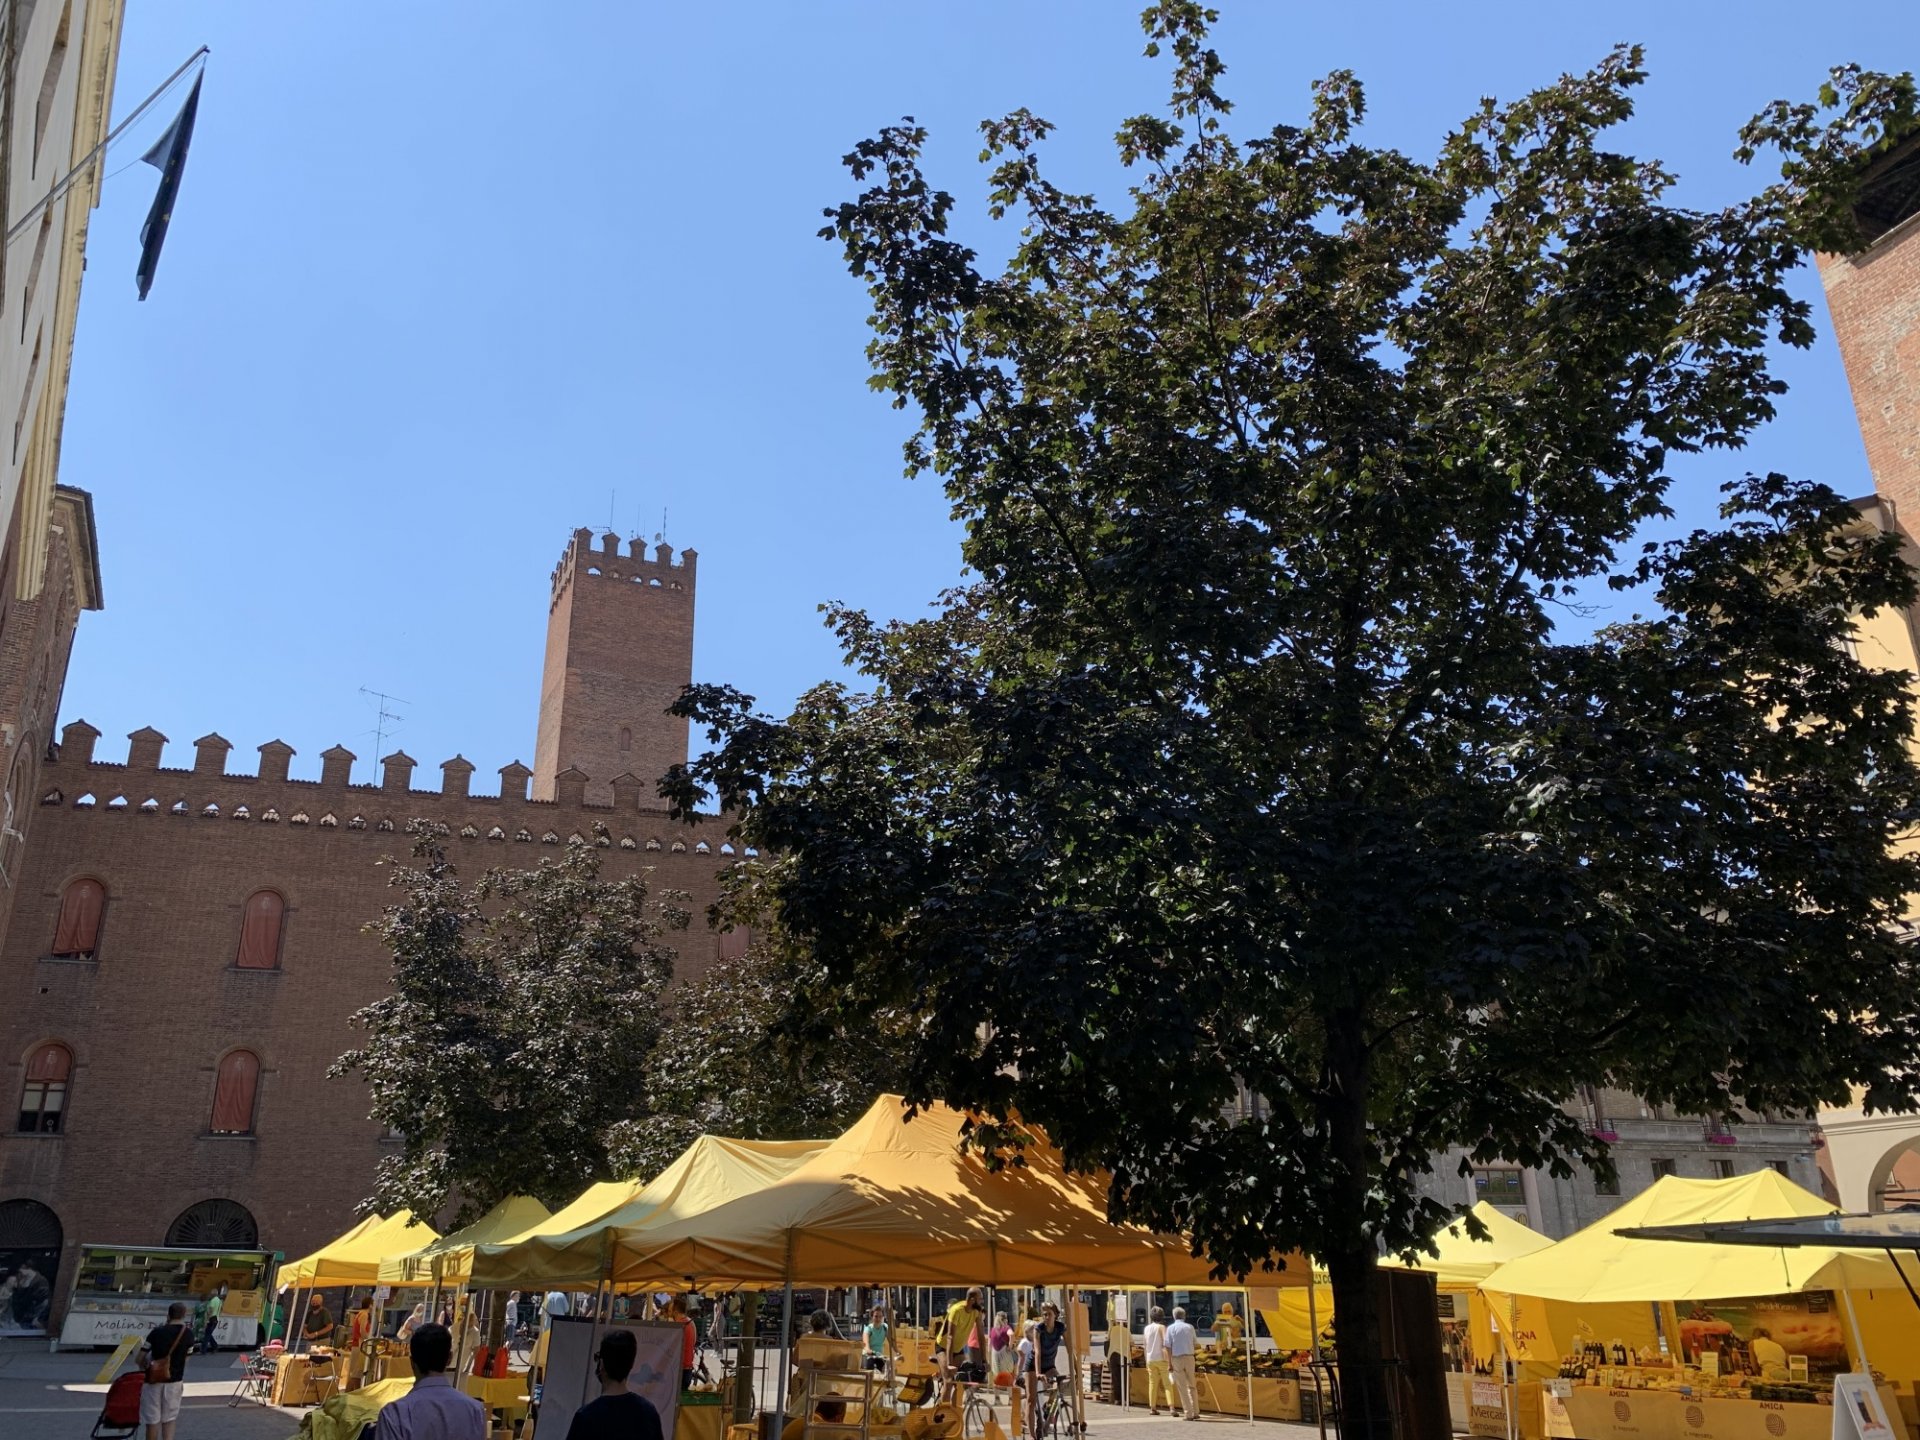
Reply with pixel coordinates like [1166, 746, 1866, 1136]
[5, 45, 208, 245]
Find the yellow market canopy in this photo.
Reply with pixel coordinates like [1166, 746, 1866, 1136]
[1386, 1201, 1551, 1288]
[606, 1094, 1315, 1289]
[280, 1211, 439, 1291]
[1481, 1170, 1911, 1305]
[467, 1135, 829, 1290]
[376, 1194, 552, 1285]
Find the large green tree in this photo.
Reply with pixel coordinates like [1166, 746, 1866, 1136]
[333, 822, 685, 1226]
[605, 941, 911, 1179]
[666, 9, 1920, 1434]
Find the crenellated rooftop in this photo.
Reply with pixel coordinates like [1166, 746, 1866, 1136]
[549, 526, 697, 608]
[45, 721, 737, 856]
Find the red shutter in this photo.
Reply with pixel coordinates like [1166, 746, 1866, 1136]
[51, 879, 105, 956]
[25, 1044, 71, 1082]
[234, 891, 285, 969]
[210, 1051, 259, 1133]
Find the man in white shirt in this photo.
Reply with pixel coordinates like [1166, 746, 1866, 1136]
[1140, 1307, 1173, 1416]
[1165, 1307, 1200, 1420]
[374, 1324, 487, 1440]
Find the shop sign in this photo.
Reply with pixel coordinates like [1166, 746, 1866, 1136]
[1466, 1377, 1507, 1438]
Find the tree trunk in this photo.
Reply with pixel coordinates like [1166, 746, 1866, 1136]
[734, 1290, 761, 1422]
[1325, 1012, 1397, 1440]
[486, 1288, 508, 1350]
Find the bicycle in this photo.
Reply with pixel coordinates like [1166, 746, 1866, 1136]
[957, 1380, 999, 1438]
[1026, 1377, 1083, 1440]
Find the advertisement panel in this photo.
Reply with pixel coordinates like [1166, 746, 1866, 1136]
[1675, 1292, 1847, 1378]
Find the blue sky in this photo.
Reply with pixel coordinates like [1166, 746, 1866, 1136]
[55, 2, 1920, 789]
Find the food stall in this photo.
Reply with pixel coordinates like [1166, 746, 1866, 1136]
[59, 1242, 274, 1348]
[1482, 1171, 1920, 1440]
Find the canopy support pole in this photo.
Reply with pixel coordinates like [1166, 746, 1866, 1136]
[776, 1233, 796, 1425]
[1244, 1287, 1254, 1429]
[1841, 1286, 1872, 1376]
[1307, 1278, 1326, 1440]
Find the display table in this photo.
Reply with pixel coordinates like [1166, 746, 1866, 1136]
[1190, 1373, 1302, 1420]
[679, 1399, 725, 1440]
[462, 1372, 532, 1425]
[1543, 1383, 1910, 1440]
[269, 1352, 340, 1406]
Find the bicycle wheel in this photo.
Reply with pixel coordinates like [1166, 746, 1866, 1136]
[962, 1389, 993, 1438]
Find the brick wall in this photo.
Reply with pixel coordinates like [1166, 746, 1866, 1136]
[533, 529, 695, 806]
[0, 729, 732, 1300]
[1819, 220, 1920, 524]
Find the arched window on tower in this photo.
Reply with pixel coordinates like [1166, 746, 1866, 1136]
[50, 879, 106, 959]
[619, 726, 632, 753]
[234, 891, 285, 970]
[208, 1050, 260, 1135]
[17, 1043, 71, 1133]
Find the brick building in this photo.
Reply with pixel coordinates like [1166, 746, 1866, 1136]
[1811, 131, 1920, 1212]
[0, 526, 739, 1322]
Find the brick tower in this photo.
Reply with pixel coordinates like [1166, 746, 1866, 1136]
[533, 527, 697, 805]
[1818, 135, 1920, 527]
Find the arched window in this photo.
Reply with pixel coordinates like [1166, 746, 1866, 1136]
[234, 891, 285, 970]
[50, 878, 106, 959]
[619, 726, 632, 753]
[209, 1050, 260, 1135]
[165, 1198, 258, 1249]
[17, 1044, 70, 1133]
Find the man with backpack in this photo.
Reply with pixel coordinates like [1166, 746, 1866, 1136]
[133, 1301, 193, 1440]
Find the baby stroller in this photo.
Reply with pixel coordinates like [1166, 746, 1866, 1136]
[92, 1371, 143, 1439]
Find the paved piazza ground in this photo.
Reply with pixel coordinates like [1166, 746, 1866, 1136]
[0, 1342, 1325, 1440]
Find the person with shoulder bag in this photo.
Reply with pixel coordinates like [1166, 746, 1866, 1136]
[133, 1301, 193, 1440]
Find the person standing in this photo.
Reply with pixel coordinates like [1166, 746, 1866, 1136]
[302, 1294, 335, 1351]
[987, 1311, 1013, 1379]
[1105, 1308, 1131, 1407]
[373, 1323, 487, 1440]
[667, 1294, 697, 1389]
[1166, 1307, 1199, 1420]
[1141, 1307, 1173, 1416]
[1212, 1302, 1243, 1351]
[201, 1284, 226, 1352]
[567, 1328, 665, 1440]
[133, 1301, 193, 1440]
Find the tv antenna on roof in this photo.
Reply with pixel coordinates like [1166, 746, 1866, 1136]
[359, 687, 409, 785]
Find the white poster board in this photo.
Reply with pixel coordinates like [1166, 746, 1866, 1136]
[541, 1316, 681, 1440]
[1831, 1374, 1896, 1440]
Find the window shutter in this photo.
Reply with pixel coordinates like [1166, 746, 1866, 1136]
[51, 879, 105, 957]
[25, 1044, 71, 1082]
[234, 891, 285, 969]
[209, 1051, 259, 1134]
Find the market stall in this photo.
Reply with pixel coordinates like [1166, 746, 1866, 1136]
[1242, 1203, 1550, 1433]
[376, 1194, 551, 1287]
[602, 1095, 1310, 1290]
[590, 1097, 1312, 1440]
[1481, 1171, 1919, 1440]
[279, 1211, 439, 1293]
[468, 1136, 827, 1290]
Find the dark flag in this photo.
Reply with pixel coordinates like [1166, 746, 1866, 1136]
[135, 72, 203, 301]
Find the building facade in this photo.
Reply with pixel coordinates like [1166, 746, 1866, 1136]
[0, 0, 122, 1336]
[0, 527, 735, 1331]
[1813, 131, 1920, 1214]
